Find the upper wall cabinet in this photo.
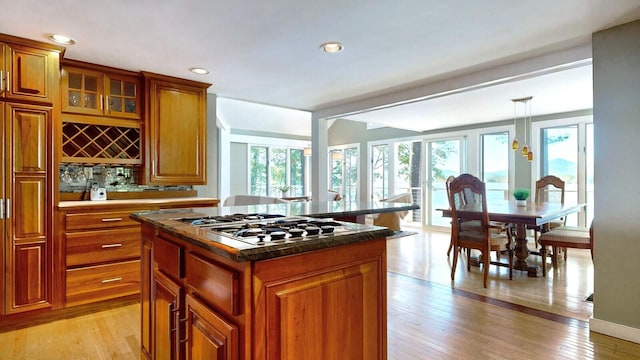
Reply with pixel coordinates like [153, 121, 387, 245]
[61, 60, 141, 120]
[60, 60, 143, 165]
[0, 35, 63, 104]
[142, 72, 210, 185]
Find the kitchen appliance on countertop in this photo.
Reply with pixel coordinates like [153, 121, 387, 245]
[89, 182, 107, 201]
[178, 214, 364, 246]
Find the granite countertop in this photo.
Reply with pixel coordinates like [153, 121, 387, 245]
[130, 201, 418, 262]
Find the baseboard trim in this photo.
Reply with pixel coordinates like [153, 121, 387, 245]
[590, 317, 640, 344]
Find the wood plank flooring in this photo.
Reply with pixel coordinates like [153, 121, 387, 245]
[1, 226, 639, 359]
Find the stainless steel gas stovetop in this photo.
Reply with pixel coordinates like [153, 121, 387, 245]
[178, 214, 363, 246]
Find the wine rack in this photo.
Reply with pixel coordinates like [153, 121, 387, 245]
[62, 122, 142, 165]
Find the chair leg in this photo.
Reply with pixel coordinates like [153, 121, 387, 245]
[451, 244, 459, 282]
[447, 235, 454, 257]
[508, 243, 513, 280]
[467, 249, 472, 272]
[483, 251, 489, 288]
[563, 247, 568, 261]
[551, 246, 559, 267]
[541, 245, 548, 277]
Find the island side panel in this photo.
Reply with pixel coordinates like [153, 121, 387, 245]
[252, 238, 387, 360]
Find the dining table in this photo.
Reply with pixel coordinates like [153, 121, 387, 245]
[439, 200, 585, 277]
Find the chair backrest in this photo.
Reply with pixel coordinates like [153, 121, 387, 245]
[535, 175, 565, 204]
[448, 174, 490, 238]
[223, 195, 288, 206]
[327, 190, 342, 201]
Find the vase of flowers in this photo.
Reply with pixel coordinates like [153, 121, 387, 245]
[278, 184, 291, 197]
[513, 188, 530, 207]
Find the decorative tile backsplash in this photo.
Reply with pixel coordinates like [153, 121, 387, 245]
[59, 165, 191, 193]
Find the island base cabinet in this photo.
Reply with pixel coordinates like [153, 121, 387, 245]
[185, 294, 239, 360]
[153, 269, 183, 360]
[141, 223, 387, 360]
[252, 238, 387, 360]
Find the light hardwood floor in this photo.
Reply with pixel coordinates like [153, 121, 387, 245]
[1, 227, 639, 359]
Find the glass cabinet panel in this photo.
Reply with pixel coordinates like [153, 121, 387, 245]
[107, 77, 138, 117]
[61, 65, 141, 119]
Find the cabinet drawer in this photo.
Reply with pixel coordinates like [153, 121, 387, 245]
[66, 227, 141, 267]
[186, 253, 239, 316]
[66, 260, 140, 307]
[154, 235, 184, 279]
[66, 211, 143, 230]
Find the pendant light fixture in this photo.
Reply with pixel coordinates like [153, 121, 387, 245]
[511, 96, 534, 162]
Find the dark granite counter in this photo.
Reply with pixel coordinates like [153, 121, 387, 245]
[131, 201, 418, 262]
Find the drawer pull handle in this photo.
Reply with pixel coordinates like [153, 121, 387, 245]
[101, 217, 123, 222]
[101, 277, 122, 283]
[101, 243, 123, 249]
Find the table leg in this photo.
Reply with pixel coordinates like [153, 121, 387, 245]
[513, 223, 541, 277]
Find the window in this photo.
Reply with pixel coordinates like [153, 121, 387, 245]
[481, 132, 509, 201]
[250, 146, 268, 195]
[289, 149, 304, 196]
[427, 138, 463, 226]
[249, 145, 306, 197]
[371, 144, 388, 201]
[329, 145, 359, 202]
[533, 116, 593, 226]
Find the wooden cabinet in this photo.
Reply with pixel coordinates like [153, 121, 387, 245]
[142, 231, 242, 360]
[1, 102, 53, 315]
[58, 199, 217, 315]
[0, 33, 61, 317]
[185, 293, 238, 360]
[252, 244, 387, 360]
[153, 269, 183, 360]
[141, 224, 387, 360]
[63, 209, 145, 307]
[0, 36, 62, 104]
[143, 72, 210, 185]
[60, 60, 143, 165]
[61, 60, 141, 119]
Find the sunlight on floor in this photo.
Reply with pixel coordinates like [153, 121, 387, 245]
[387, 225, 594, 321]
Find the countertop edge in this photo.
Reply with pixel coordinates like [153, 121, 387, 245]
[130, 211, 395, 262]
[57, 197, 219, 210]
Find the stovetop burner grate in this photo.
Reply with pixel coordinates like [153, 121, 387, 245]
[179, 213, 286, 226]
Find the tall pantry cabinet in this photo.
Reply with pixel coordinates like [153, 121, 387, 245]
[0, 34, 63, 315]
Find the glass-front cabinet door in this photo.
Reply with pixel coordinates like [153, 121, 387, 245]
[61, 66, 104, 116]
[61, 63, 141, 119]
[106, 75, 140, 119]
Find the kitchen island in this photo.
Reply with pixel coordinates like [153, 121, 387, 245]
[132, 202, 413, 360]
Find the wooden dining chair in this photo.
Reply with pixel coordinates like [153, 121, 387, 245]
[445, 175, 457, 257]
[539, 221, 593, 277]
[448, 174, 513, 288]
[529, 175, 566, 247]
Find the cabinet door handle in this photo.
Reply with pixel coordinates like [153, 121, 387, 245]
[6, 71, 9, 92]
[100, 94, 104, 110]
[0, 70, 4, 92]
[105, 95, 109, 111]
[101, 243, 123, 249]
[101, 217, 123, 222]
[171, 306, 182, 357]
[0, 199, 4, 219]
[101, 277, 122, 283]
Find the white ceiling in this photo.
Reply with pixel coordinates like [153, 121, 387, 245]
[2, 1, 640, 133]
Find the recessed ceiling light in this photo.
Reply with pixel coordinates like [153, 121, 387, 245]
[320, 42, 344, 53]
[48, 34, 76, 45]
[190, 67, 210, 75]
